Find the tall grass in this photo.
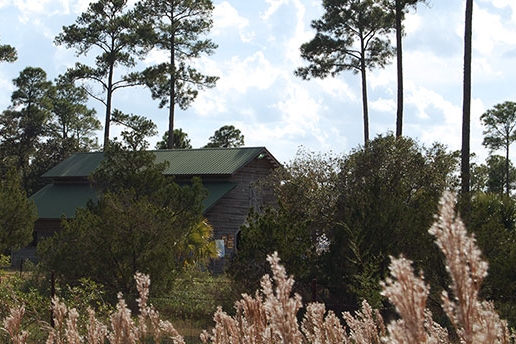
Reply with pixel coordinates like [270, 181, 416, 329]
[2, 192, 515, 343]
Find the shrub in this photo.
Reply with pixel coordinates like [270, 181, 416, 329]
[2, 192, 515, 343]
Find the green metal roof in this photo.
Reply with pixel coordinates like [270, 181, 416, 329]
[31, 181, 236, 219]
[43, 147, 279, 178]
[42, 153, 105, 178]
[31, 183, 99, 219]
[198, 181, 236, 212]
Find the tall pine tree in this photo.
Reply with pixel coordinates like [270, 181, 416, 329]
[296, 0, 395, 144]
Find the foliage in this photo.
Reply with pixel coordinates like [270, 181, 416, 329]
[228, 149, 342, 298]
[481, 101, 516, 195]
[153, 268, 239, 326]
[325, 134, 457, 310]
[111, 110, 158, 151]
[0, 168, 37, 253]
[229, 206, 316, 298]
[206, 195, 511, 343]
[55, 0, 148, 147]
[204, 125, 244, 148]
[468, 192, 516, 327]
[134, 0, 219, 149]
[49, 75, 101, 153]
[474, 155, 516, 196]
[0, 67, 54, 193]
[295, 0, 395, 143]
[37, 146, 215, 297]
[0, 68, 99, 194]
[155, 129, 192, 149]
[3, 193, 516, 343]
[0, 35, 17, 62]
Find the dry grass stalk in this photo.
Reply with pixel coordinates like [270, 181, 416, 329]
[201, 252, 304, 344]
[45, 297, 74, 344]
[301, 302, 348, 344]
[342, 299, 385, 344]
[2, 305, 29, 344]
[133, 272, 184, 344]
[85, 308, 107, 344]
[429, 192, 508, 344]
[3, 192, 516, 344]
[380, 255, 437, 343]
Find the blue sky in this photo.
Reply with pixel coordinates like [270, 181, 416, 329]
[1, 0, 516, 164]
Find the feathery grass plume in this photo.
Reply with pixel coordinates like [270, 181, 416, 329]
[46, 297, 74, 344]
[381, 255, 450, 343]
[86, 308, 107, 344]
[64, 308, 81, 344]
[380, 255, 438, 343]
[262, 252, 304, 343]
[200, 306, 240, 344]
[2, 305, 29, 344]
[201, 252, 304, 344]
[234, 292, 269, 342]
[134, 272, 184, 344]
[301, 302, 349, 344]
[428, 191, 508, 343]
[108, 293, 137, 344]
[343, 299, 385, 344]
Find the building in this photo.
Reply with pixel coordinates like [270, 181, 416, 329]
[15, 147, 280, 267]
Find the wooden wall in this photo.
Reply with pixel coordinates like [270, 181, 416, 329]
[205, 156, 277, 262]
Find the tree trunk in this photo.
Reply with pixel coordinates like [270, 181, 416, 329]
[461, 0, 473, 214]
[360, 37, 370, 145]
[395, 0, 403, 137]
[104, 65, 114, 149]
[506, 143, 510, 195]
[167, 44, 175, 149]
[167, 7, 176, 150]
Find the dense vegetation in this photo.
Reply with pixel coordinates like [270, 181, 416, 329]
[2, 194, 516, 343]
[1, 0, 516, 342]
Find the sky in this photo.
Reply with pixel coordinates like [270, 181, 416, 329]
[1, 0, 516, 165]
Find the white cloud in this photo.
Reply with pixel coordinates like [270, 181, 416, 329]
[472, 5, 516, 56]
[0, 0, 11, 9]
[261, 0, 289, 20]
[406, 86, 460, 123]
[404, 12, 422, 35]
[0, 74, 13, 109]
[370, 66, 395, 90]
[143, 49, 168, 65]
[13, 0, 72, 22]
[283, 0, 314, 65]
[315, 77, 356, 101]
[480, 0, 516, 22]
[274, 82, 321, 136]
[213, 1, 253, 43]
[404, 50, 462, 88]
[217, 51, 282, 93]
[371, 97, 396, 113]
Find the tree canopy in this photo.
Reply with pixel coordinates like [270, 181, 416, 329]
[204, 125, 244, 148]
[481, 101, 516, 196]
[156, 129, 192, 149]
[0, 35, 17, 63]
[228, 149, 342, 296]
[0, 169, 37, 253]
[38, 145, 216, 297]
[295, 0, 395, 143]
[0, 67, 99, 194]
[134, 0, 219, 149]
[54, 0, 147, 148]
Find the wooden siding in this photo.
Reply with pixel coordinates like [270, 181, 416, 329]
[205, 156, 276, 260]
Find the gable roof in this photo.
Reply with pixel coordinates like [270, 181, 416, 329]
[31, 181, 236, 218]
[43, 147, 280, 178]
